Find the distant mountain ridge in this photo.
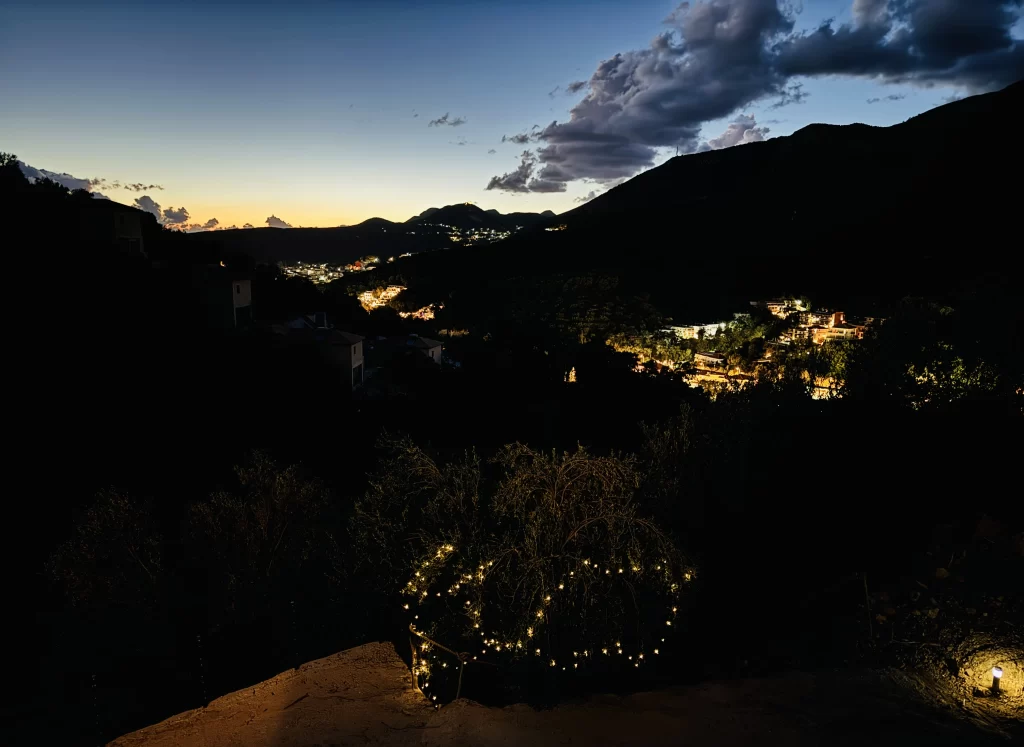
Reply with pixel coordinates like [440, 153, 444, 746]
[183, 203, 556, 265]
[406, 203, 554, 230]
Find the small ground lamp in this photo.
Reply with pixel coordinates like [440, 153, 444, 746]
[991, 666, 1002, 693]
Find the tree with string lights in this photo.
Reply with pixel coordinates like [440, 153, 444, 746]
[350, 437, 693, 693]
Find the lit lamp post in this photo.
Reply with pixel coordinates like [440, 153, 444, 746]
[992, 666, 1002, 693]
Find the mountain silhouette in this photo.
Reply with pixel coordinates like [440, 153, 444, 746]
[398, 79, 1023, 317]
[185, 204, 553, 264]
[405, 202, 552, 231]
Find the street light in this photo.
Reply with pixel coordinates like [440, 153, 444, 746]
[992, 666, 1003, 693]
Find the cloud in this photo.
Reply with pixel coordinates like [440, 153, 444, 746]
[697, 114, 770, 151]
[768, 81, 808, 108]
[162, 206, 190, 225]
[450, 137, 469, 146]
[265, 215, 293, 228]
[548, 86, 561, 97]
[428, 112, 467, 127]
[18, 161, 105, 192]
[133, 195, 164, 220]
[488, 149, 497, 154]
[132, 195, 193, 227]
[487, 0, 794, 192]
[18, 161, 164, 195]
[487, 0, 1024, 192]
[501, 132, 534, 145]
[774, 0, 1024, 90]
[574, 190, 599, 203]
[566, 80, 587, 94]
[181, 220, 217, 233]
[485, 150, 566, 193]
[122, 183, 164, 192]
[867, 93, 907, 103]
[243, 223, 254, 229]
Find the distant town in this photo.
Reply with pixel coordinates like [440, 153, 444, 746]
[610, 297, 880, 398]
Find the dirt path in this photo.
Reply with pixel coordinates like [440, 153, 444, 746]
[109, 643, 1006, 747]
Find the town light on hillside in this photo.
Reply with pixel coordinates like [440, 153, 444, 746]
[992, 666, 1003, 692]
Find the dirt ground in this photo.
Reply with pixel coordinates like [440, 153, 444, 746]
[109, 642, 1013, 747]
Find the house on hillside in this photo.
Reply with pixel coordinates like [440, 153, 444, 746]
[694, 352, 727, 369]
[367, 334, 444, 371]
[192, 264, 252, 330]
[667, 322, 727, 339]
[278, 313, 364, 389]
[78, 199, 150, 256]
[406, 335, 443, 362]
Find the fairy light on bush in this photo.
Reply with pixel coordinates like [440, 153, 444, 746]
[391, 496, 692, 703]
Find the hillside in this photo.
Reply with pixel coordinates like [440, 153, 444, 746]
[184, 205, 554, 265]
[396, 80, 1024, 318]
[109, 642, 1012, 746]
[407, 203, 554, 230]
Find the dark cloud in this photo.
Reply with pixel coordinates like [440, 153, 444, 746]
[866, 93, 907, 103]
[162, 206, 190, 225]
[768, 81, 808, 108]
[487, 148, 497, 154]
[265, 215, 293, 228]
[566, 80, 587, 94]
[487, 0, 794, 192]
[131, 195, 197, 227]
[133, 195, 164, 220]
[485, 151, 566, 193]
[450, 137, 469, 146]
[428, 112, 467, 127]
[487, 0, 1024, 193]
[501, 132, 534, 145]
[122, 183, 164, 192]
[696, 114, 770, 151]
[775, 0, 1024, 90]
[548, 86, 561, 97]
[574, 190, 599, 203]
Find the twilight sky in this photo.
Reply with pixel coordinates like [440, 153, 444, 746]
[3, 0, 1022, 229]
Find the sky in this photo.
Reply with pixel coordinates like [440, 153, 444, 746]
[2, 0, 1022, 229]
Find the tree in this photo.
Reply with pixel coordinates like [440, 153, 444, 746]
[350, 438, 692, 676]
[48, 490, 164, 609]
[188, 451, 328, 616]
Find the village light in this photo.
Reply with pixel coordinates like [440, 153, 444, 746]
[992, 666, 1003, 692]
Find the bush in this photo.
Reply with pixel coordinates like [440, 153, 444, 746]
[350, 437, 693, 676]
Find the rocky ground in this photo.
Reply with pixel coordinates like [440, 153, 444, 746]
[109, 641, 1018, 747]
